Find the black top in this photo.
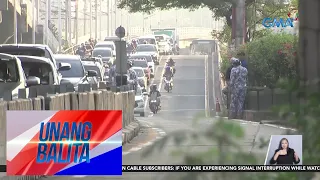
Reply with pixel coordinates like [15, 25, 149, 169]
[225, 65, 233, 81]
[270, 148, 300, 165]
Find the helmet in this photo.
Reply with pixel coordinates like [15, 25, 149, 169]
[127, 60, 133, 67]
[151, 84, 157, 91]
[169, 58, 173, 62]
[98, 55, 102, 58]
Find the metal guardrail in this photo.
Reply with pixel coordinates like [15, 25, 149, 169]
[224, 87, 296, 111]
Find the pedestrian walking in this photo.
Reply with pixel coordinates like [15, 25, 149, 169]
[229, 58, 248, 119]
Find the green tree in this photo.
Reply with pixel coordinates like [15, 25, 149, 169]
[118, 0, 289, 44]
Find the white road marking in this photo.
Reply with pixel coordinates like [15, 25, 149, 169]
[144, 56, 165, 110]
[158, 56, 171, 91]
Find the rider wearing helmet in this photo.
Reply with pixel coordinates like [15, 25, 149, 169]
[163, 66, 174, 88]
[166, 58, 176, 74]
[163, 66, 173, 77]
[149, 84, 161, 109]
[127, 60, 138, 91]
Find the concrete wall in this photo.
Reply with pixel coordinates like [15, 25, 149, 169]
[0, 83, 135, 179]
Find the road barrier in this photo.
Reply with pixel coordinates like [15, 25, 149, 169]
[0, 83, 135, 179]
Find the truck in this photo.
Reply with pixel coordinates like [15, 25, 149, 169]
[151, 28, 179, 54]
[151, 28, 179, 43]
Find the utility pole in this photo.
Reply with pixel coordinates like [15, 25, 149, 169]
[99, 0, 102, 39]
[73, 0, 76, 39]
[120, 10, 123, 25]
[13, 0, 17, 44]
[45, 0, 49, 44]
[107, 0, 110, 36]
[90, 0, 92, 38]
[143, 14, 145, 34]
[65, 0, 68, 45]
[114, 1, 116, 30]
[68, 0, 72, 44]
[83, 0, 86, 35]
[32, 0, 35, 43]
[58, 0, 62, 51]
[235, 0, 245, 48]
[75, 0, 79, 44]
[127, 12, 130, 38]
[48, 0, 51, 20]
[95, 0, 98, 39]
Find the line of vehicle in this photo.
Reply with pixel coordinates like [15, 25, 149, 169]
[143, 55, 167, 110]
[157, 55, 171, 92]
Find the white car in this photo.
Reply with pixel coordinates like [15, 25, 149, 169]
[129, 53, 154, 75]
[134, 85, 148, 117]
[94, 41, 116, 56]
[158, 41, 171, 55]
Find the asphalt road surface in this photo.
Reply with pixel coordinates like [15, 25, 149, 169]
[38, 55, 293, 180]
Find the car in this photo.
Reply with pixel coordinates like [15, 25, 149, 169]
[54, 54, 98, 90]
[81, 56, 103, 67]
[94, 41, 116, 56]
[81, 61, 104, 82]
[134, 85, 148, 117]
[17, 55, 70, 85]
[134, 44, 160, 65]
[129, 53, 154, 75]
[131, 59, 151, 84]
[158, 41, 171, 55]
[0, 53, 27, 99]
[137, 35, 157, 46]
[132, 67, 148, 88]
[92, 47, 115, 66]
[0, 44, 57, 68]
[0, 44, 62, 82]
[104, 36, 126, 42]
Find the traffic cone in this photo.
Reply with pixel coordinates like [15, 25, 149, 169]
[215, 98, 221, 112]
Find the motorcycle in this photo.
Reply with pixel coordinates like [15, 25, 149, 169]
[149, 99, 158, 114]
[164, 78, 172, 92]
[149, 92, 159, 114]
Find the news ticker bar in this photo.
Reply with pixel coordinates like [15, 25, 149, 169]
[123, 165, 320, 172]
[1, 165, 320, 173]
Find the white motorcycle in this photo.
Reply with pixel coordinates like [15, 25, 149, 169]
[163, 78, 173, 93]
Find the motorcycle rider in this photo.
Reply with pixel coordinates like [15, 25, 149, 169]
[75, 47, 85, 57]
[127, 60, 138, 91]
[163, 66, 174, 88]
[149, 84, 161, 109]
[166, 58, 176, 74]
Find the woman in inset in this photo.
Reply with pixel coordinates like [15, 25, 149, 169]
[270, 138, 300, 165]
